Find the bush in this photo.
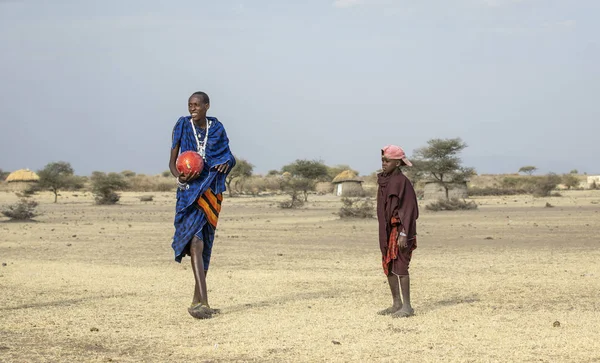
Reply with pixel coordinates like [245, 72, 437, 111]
[155, 182, 175, 192]
[2, 198, 40, 220]
[91, 172, 129, 205]
[532, 173, 561, 197]
[339, 197, 374, 219]
[426, 198, 478, 212]
[561, 173, 580, 190]
[468, 187, 528, 196]
[241, 176, 267, 196]
[343, 188, 367, 197]
[162, 170, 172, 178]
[95, 191, 120, 205]
[279, 198, 304, 209]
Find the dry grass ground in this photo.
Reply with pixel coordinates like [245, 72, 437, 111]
[1, 190, 599, 362]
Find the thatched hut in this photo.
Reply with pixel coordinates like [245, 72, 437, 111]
[5, 169, 40, 191]
[332, 170, 363, 197]
[423, 180, 468, 200]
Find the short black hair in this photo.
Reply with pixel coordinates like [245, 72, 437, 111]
[190, 91, 210, 104]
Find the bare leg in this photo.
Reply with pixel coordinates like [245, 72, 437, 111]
[188, 236, 212, 319]
[378, 275, 402, 315]
[393, 275, 414, 317]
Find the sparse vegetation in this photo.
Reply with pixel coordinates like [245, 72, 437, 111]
[518, 166, 537, 175]
[338, 197, 374, 219]
[426, 198, 478, 212]
[91, 172, 129, 205]
[412, 138, 476, 201]
[37, 162, 84, 203]
[561, 173, 580, 190]
[279, 176, 311, 208]
[468, 187, 528, 196]
[281, 159, 329, 202]
[493, 174, 562, 197]
[2, 198, 40, 220]
[532, 173, 561, 197]
[226, 157, 254, 197]
[125, 174, 175, 192]
[140, 195, 154, 202]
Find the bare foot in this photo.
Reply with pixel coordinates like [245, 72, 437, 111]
[392, 307, 415, 318]
[378, 306, 402, 315]
[188, 304, 213, 319]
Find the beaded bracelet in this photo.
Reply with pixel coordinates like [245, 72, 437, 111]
[176, 177, 189, 191]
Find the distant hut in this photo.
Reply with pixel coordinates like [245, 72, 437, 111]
[332, 170, 363, 197]
[5, 169, 40, 192]
[588, 175, 600, 189]
[423, 180, 468, 200]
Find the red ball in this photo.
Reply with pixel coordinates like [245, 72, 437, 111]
[176, 151, 204, 175]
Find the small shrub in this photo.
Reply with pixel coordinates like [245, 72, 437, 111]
[343, 189, 367, 198]
[16, 186, 39, 198]
[162, 170, 172, 178]
[339, 197, 374, 219]
[426, 198, 478, 212]
[155, 182, 175, 192]
[279, 198, 304, 209]
[561, 173, 580, 190]
[2, 198, 40, 220]
[91, 172, 129, 205]
[468, 187, 527, 196]
[140, 195, 154, 202]
[532, 173, 561, 197]
[95, 191, 120, 205]
[242, 176, 267, 196]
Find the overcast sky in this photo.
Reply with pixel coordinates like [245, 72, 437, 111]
[1, 0, 598, 176]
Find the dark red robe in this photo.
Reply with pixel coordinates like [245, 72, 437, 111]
[377, 170, 419, 275]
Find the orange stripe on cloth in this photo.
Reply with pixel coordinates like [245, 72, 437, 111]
[196, 188, 223, 229]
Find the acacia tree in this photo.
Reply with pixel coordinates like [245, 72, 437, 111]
[412, 138, 475, 200]
[37, 162, 83, 203]
[281, 159, 329, 202]
[225, 157, 253, 197]
[518, 166, 537, 175]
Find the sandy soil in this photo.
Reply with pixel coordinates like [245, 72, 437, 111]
[1, 190, 599, 362]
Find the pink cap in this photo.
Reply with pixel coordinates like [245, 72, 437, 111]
[382, 145, 413, 166]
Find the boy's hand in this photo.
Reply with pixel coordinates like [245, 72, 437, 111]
[178, 171, 200, 183]
[397, 234, 408, 249]
[214, 163, 230, 173]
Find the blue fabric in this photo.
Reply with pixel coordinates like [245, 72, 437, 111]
[171, 116, 235, 267]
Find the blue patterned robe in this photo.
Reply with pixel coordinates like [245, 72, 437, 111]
[171, 116, 235, 268]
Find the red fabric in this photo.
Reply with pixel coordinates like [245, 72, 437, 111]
[382, 217, 417, 276]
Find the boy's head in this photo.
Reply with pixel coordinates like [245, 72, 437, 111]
[381, 145, 412, 174]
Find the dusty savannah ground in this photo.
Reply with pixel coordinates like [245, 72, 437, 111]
[1, 190, 599, 362]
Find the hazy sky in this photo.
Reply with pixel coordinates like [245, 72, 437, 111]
[1, 0, 598, 176]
